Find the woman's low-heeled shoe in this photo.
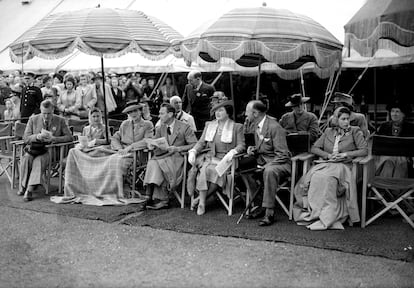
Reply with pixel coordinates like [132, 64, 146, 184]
[191, 197, 199, 210]
[197, 204, 205, 216]
[23, 192, 33, 202]
[258, 215, 274, 226]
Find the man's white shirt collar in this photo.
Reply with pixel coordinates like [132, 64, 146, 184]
[257, 116, 266, 133]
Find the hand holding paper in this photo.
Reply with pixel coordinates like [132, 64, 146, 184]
[146, 137, 169, 150]
[215, 149, 238, 177]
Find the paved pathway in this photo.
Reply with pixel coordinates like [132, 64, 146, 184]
[1, 206, 413, 288]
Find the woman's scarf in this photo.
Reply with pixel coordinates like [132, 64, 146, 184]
[205, 119, 234, 143]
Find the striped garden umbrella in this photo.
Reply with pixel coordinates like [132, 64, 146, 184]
[8, 7, 183, 142]
[181, 5, 342, 72]
[344, 0, 414, 59]
[8, 7, 183, 63]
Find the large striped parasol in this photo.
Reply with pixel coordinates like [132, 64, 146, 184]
[344, 0, 414, 59]
[181, 5, 342, 72]
[7, 7, 182, 143]
[8, 7, 183, 63]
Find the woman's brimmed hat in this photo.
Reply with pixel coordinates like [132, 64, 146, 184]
[285, 93, 310, 107]
[386, 100, 411, 115]
[122, 101, 143, 114]
[210, 100, 234, 114]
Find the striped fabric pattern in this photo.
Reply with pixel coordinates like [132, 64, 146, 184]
[181, 6, 342, 69]
[344, 0, 414, 57]
[9, 8, 183, 63]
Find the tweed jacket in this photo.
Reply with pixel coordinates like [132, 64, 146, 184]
[153, 120, 198, 157]
[23, 113, 73, 144]
[311, 126, 368, 159]
[192, 120, 245, 157]
[328, 112, 369, 137]
[279, 111, 319, 144]
[111, 119, 153, 150]
[253, 115, 290, 165]
[182, 82, 215, 118]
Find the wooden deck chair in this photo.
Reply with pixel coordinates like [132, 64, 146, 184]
[357, 135, 414, 228]
[0, 122, 15, 186]
[131, 148, 151, 198]
[187, 148, 243, 215]
[237, 133, 313, 221]
[10, 122, 27, 189]
[44, 141, 75, 195]
[171, 151, 188, 209]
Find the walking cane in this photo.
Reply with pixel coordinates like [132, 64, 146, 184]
[237, 182, 263, 224]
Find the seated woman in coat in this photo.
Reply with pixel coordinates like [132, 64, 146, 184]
[187, 100, 245, 215]
[79, 107, 107, 147]
[376, 100, 414, 178]
[293, 107, 368, 230]
[54, 101, 153, 206]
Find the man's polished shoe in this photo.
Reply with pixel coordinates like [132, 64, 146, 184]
[17, 190, 25, 196]
[23, 192, 33, 202]
[259, 215, 275, 226]
[146, 200, 169, 210]
[245, 206, 265, 219]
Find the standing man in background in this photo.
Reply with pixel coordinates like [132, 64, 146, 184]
[20, 72, 43, 123]
[182, 70, 215, 131]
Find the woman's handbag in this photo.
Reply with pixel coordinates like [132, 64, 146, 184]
[26, 141, 48, 156]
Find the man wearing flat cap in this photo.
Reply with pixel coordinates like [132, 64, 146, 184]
[279, 93, 319, 145]
[20, 72, 43, 123]
[329, 92, 369, 137]
[182, 70, 215, 131]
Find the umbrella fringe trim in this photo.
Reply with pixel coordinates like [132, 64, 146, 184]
[9, 38, 182, 64]
[181, 39, 342, 69]
[345, 22, 414, 57]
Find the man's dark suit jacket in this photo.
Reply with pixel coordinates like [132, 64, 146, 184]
[182, 82, 215, 130]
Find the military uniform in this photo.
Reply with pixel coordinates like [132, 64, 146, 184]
[20, 84, 43, 123]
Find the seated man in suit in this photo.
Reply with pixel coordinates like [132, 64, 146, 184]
[143, 103, 198, 209]
[279, 93, 319, 145]
[18, 99, 73, 201]
[240, 100, 291, 226]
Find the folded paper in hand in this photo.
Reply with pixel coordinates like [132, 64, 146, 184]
[215, 149, 237, 177]
[41, 129, 53, 137]
[146, 137, 169, 150]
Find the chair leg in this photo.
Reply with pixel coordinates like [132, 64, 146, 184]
[11, 145, 16, 189]
[289, 160, 297, 220]
[180, 160, 187, 209]
[132, 151, 137, 192]
[366, 188, 413, 227]
[361, 166, 369, 228]
[46, 152, 52, 195]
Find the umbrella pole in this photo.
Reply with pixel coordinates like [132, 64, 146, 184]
[374, 67, 377, 130]
[101, 56, 109, 144]
[21, 43, 24, 74]
[229, 71, 235, 119]
[256, 63, 261, 100]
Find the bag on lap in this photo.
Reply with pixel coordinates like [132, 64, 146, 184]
[26, 141, 48, 156]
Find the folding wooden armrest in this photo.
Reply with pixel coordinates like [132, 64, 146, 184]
[0, 135, 16, 141]
[357, 155, 373, 165]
